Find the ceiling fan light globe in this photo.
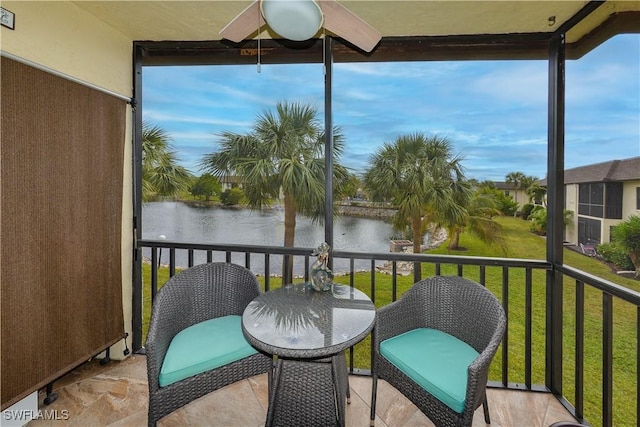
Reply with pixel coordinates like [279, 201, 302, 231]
[261, 0, 323, 41]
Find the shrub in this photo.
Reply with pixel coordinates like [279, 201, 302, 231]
[521, 203, 535, 220]
[610, 215, 640, 277]
[477, 187, 518, 216]
[499, 195, 519, 216]
[529, 206, 547, 234]
[528, 207, 573, 236]
[597, 243, 635, 271]
[220, 187, 245, 206]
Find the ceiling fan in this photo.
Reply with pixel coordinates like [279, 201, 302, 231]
[219, 0, 382, 53]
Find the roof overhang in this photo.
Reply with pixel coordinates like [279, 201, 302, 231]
[73, 1, 639, 64]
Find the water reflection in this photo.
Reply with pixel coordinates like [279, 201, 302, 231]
[247, 283, 324, 333]
[141, 202, 396, 275]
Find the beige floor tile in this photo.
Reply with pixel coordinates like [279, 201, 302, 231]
[345, 383, 376, 427]
[246, 374, 270, 414]
[543, 396, 581, 426]
[107, 409, 147, 427]
[161, 378, 266, 427]
[26, 354, 577, 427]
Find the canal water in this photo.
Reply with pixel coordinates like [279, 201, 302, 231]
[141, 201, 397, 275]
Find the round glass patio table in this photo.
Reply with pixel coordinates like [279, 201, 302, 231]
[242, 282, 376, 427]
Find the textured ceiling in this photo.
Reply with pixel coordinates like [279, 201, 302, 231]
[73, 1, 638, 50]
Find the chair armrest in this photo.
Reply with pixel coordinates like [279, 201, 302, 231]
[462, 345, 497, 413]
[467, 345, 496, 382]
[374, 298, 423, 349]
[145, 286, 197, 392]
[464, 314, 506, 411]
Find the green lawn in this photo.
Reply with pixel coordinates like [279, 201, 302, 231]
[142, 216, 638, 426]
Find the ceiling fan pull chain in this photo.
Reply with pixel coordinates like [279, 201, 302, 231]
[257, 10, 262, 73]
[322, 28, 326, 76]
[257, 36, 261, 73]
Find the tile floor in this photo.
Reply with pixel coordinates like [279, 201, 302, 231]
[26, 354, 579, 427]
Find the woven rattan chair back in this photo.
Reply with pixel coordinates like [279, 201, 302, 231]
[370, 275, 506, 427]
[145, 262, 273, 427]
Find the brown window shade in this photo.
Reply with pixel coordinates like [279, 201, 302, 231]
[1, 57, 126, 409]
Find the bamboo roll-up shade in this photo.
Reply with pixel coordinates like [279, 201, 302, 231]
[1, 57, 126, 409]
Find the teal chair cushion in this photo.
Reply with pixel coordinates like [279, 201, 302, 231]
[380, 328, 479, 413]
[159, 315, 259, 387]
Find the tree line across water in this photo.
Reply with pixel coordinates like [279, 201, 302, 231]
[143, 101, 640, 279]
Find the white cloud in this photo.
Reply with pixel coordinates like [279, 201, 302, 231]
[343, 89, 378, 101]
[170, 131, 213, 141]
[143, 110, 251, 128]
[336, 62, 461, 80]
[142, 35, 639, 181]
[469, 62, 548, 105]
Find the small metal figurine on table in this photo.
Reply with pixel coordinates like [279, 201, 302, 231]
[310, 242, 334, 291]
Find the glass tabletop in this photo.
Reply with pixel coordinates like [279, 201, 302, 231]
[241, 282, 376, 359]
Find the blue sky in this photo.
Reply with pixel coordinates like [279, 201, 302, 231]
[143, 34, 639, 182]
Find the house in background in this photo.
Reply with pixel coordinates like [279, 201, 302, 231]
[218, 175, 244, 192]
[494, 181, 530, 210]
[541, 156, 640, 246]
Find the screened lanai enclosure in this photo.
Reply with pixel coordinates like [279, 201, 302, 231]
[1, 1, 639, 426]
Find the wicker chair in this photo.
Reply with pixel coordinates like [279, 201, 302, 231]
[145, 262, 273, 427]
[370, 276, 506, 427]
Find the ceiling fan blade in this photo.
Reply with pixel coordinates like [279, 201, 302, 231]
[319, 0, 381, 52]
[219, 1, 265, 43]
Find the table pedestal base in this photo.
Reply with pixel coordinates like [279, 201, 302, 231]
[266, 352, 349, 427]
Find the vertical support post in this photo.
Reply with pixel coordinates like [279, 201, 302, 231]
[132, 43, 144, 352]
[502, 266, 509, 386]
[637, 306, 640, 427]
[99, 347, 111, 365]
[575, 280, 585, 420]
[525, 268, 533, 389]
[324, 37, 334, 267]
[602, 293, 613, 427]
[151, 248, 158, 303]
[43, 382, 58, 405]
[413, 264, 421, 284]
[169, 248, 176, 277]
[546, 32, 566, 395]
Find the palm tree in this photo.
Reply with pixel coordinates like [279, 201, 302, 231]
[526, 183, 547, 206]
[200, 101, 350, 283]
[441, 186, 507, 253]
[363, 133, 465, 280]
[142, 122, 192, 201]
[505, 171, 526, 207]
